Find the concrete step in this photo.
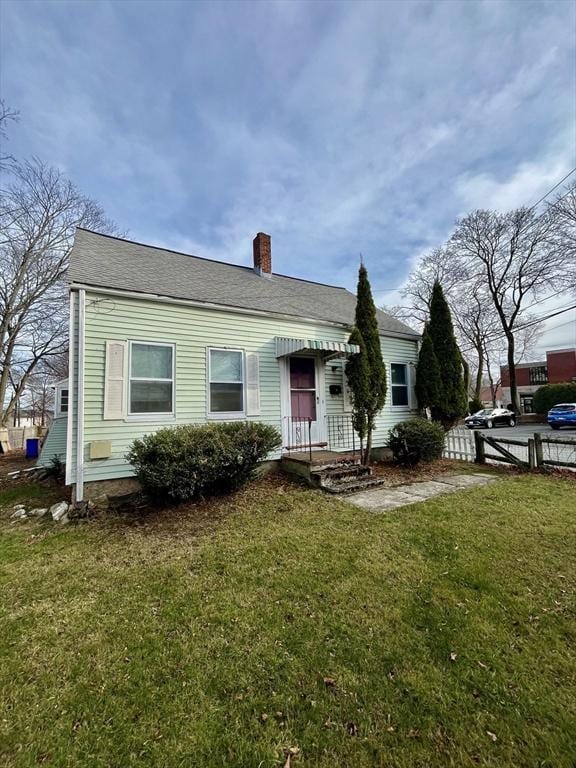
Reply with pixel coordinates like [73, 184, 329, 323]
[311, 464, 372, 482]
[319, 475, 389, 494]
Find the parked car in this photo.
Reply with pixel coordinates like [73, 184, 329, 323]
[547, 403, 576, 430]
[465, 408, 518, 429]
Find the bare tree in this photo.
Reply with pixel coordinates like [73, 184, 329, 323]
[548, 182, 576, 292]
[0, 99, 19, 169]
[0, 158, 118, 426]
[449, 207, 562, 412]
[387, 246, 496, 401]
[482, 321, 541, 407]
[389, 246, 465, 327]
[19, 365, 56, 427]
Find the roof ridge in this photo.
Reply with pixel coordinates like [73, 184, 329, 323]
[75, 228, 348, 290]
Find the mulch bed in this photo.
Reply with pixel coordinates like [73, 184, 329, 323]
[0, 451, 36, 479]
[369, 458, 502, 486]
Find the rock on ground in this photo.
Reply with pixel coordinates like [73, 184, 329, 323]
[28, 507, 48, 517]
[49, 501, 69, 522]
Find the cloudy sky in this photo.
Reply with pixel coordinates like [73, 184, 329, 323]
[2, 0, 575, 355]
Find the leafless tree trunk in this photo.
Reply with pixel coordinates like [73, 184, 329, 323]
[0, 158, 119, 426]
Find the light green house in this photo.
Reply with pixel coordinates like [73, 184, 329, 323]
[56, 229, 419, 501]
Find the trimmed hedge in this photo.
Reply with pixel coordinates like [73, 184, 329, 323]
[127, 421, 282, 502]
[387, 418, 445, 465]
[533, 383, 576, 414]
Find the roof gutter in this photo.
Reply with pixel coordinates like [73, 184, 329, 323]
[68, 282, 420, 340]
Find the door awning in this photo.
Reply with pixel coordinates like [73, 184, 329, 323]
[275, 337, 360, 359]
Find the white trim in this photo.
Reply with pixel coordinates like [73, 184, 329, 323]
[65, 294, 75, 486]
[279, 353, 327, 447]
[127, 340, 175, 418]
[69, 282, 420, 341]
[55, 384, 69, 418]
[75, 289, 86, 502]
[206, 347, 246, 419]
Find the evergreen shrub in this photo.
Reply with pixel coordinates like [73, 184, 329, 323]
[387, 419, 446, 465]
[533, 383, 576, 415]
[127, 422, 281, 502]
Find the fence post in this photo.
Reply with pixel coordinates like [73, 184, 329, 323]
[474, 430, 485, 464]
[528, 437, 536, 470]
[534, 432, 543, 468]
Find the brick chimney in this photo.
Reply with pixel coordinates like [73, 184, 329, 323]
[253, 232, 272, 276]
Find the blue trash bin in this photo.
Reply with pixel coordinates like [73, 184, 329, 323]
[26, 438, 39, 459]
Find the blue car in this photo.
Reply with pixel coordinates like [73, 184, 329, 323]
[547, 403, 576, 430]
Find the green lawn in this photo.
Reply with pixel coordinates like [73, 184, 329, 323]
[1, 474, 575, 767]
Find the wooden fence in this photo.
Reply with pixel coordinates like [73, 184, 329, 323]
[472, 430, 576, 470]
[0, 426, 48, 453]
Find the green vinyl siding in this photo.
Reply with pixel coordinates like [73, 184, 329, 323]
[37, 417, 67, 467]
[68, 290, 418, 485]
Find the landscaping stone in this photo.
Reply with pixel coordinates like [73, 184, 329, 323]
[346, 473, 499, 513]
[28, 507, 48, 517]
[90, 493, 110, 511]
[49, 501, 69, 522]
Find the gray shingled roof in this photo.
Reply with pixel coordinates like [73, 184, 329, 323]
[68, 229, 418, 338]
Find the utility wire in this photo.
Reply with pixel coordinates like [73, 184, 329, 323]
[526, 166, 576, 213]
[458, 303, 576, 356]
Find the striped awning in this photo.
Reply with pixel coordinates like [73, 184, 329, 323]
[275, 337, 360, 358]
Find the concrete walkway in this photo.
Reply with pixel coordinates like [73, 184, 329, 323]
[346, 472, 499, 512]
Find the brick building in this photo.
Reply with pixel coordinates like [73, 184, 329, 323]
[501, 348, 576, 413]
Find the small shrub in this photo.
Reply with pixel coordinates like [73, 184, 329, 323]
[46, 455, 65, 481]
[468, 397, 483, 414]
[533, 383, 576, 414]
[127, 421, 282, 502]
[387, 418, 445, 465]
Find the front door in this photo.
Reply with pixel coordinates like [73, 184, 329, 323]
[285, 356, 325, 449]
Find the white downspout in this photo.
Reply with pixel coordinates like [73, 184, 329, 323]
[64, 291, 76, 486]
[75, 288, 86, 502]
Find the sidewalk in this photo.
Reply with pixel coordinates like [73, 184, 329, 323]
[345, 472, 499, 512]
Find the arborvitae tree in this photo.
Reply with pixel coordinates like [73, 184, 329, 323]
[347, 264, 387, 462]
[427, 281, 467, 429]
[345, 326, 369, 455]
[415, 323, 441, 413]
